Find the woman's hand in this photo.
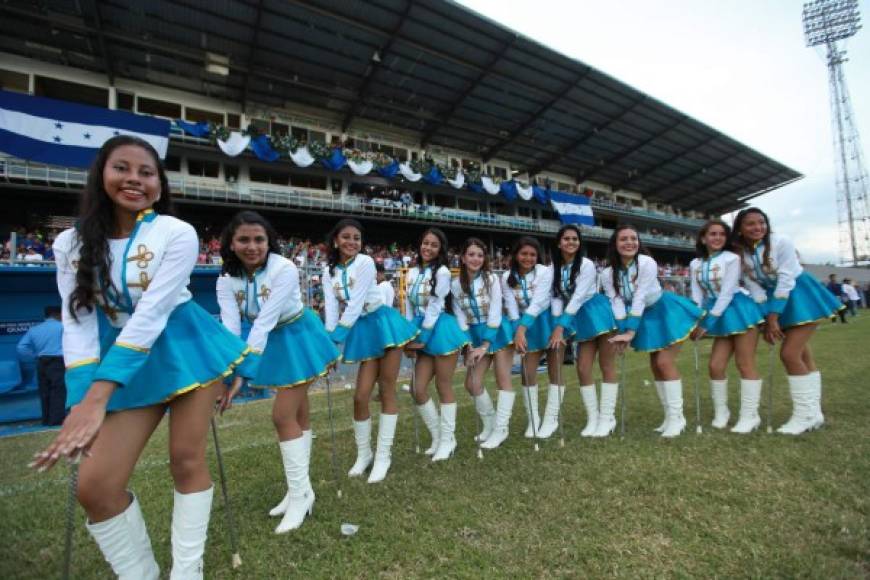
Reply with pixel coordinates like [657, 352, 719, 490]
[466, 345, 488, 367]
[608, 331, 635, 355]
[690, 327, 707, 341]
[513, 327, 527, 354]
[30, 381, 115, 472]
[216, 376, 245, 416]
[548, 327, 566, 350]
[764, 315, 784, 344]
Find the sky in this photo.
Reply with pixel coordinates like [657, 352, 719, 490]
[457, 0, 870, 264]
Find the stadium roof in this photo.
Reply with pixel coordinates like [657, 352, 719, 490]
[0, 0, 802, 214]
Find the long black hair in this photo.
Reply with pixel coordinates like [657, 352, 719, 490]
[605, 224, 651, 296]
[326, 218, 364, 275]
[551, 224, 584, 298]
[69, 135, 174, 319]
[459, 237, 491, 296]
[731, 207, 772, 271]
[219, 210, 280, 278]
[507, 236, 543, 289]
[695, 219, 732, 259]
[415, 227, 450, 294]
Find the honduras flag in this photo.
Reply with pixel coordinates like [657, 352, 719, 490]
[549, 190, 594, 226]
[0, 90, 170, 168]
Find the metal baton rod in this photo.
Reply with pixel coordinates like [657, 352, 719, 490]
[409, 356, 421, 454]
[619, 353, 627, 439]
[323, 370, 343, 499]
[520, 352, 540, 451]
[555, 343, 566, 448]
[767, 343, 775, 434]
[471, 358, 484, 460]
[61, 461, 79, 580]
[693, 341, 703, 434]
[210, 417, 242, 569]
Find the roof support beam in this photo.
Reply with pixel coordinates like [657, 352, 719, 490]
[341, 0, 414, 133]
[525, 96, 646, 177]
[610, 134, 718, 192]
[576, 117, 684, 183]
[240, 0, 265, 114]
[86, 0, 114, 85]
[481, 69, 590, 163]
[419, 34, 517, 149]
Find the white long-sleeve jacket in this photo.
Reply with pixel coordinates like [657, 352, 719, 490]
[501, 264, 553, 328]
[551, 258, 598, 326]
[601, 254, 662, 332]
[737, 234, 802, 314]
[322, 253, 383, 342]
[689, 251, 742, 318]
[451, 272, 502, 334]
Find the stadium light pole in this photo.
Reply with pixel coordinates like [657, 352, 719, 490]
[802, 0, 869, 266]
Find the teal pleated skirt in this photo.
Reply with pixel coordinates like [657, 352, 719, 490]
[251, 308, 341, 388]
[772, 272, 845, 329]
[631, 292, 704, 352]
[467, 319, 514, 354]
[342, 306, 419, 364]
[701, 292, 764, 337]
[71, 300, 250, 412]
[562, 294, 617, 342]
[413, 313, 470, 356]
[522, 310, 555, 353]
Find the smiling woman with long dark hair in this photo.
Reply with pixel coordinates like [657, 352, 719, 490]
[216, 210, 339, 534]
[731, 207, 843, 435]
[31, 135, 250, 578]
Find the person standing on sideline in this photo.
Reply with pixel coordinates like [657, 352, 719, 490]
[826, 274, 847, 323]
[732, 207, 844, 436]
[376, 263, 395, 307]
[216, 211, 340, 534]
[604, 225, 704, 438]
[30, 136, 251, 580]
[842, 278, 859, 317]
[17, 305, 66, 425]
[323, 219, 419, 483]
[688, 220, 765, 433]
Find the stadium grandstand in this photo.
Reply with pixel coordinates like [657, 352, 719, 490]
[0, 0, 801, 423]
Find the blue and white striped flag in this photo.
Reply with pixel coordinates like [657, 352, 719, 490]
[0, 90, 170, 168]
[549, 190, 594, 225]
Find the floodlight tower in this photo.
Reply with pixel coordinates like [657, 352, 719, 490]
[803, 0, 869, 265]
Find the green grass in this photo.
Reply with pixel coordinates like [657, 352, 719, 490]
[1, 317, 869, 579]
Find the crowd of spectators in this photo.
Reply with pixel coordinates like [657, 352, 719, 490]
[1, 227, 59, 263]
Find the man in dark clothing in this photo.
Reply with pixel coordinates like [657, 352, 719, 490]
[826, 274, 847, 323]
[17, 306, 66, 425]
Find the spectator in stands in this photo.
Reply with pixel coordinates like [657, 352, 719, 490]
[842, 278, 859, 317]
[23, 246, 44, 263]
[376, 263, 395, 307]
[826, 274, 847, 323]
[16, 306, 65, 426]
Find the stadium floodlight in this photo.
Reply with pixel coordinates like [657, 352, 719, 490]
[802, 0, 869, 266]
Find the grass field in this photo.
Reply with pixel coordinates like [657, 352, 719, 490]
[1, 316, 868, 579]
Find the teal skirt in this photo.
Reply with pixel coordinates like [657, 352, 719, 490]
[563, 294, 617, 342]
[467, 319, 514, 354]
[252, 308, 341, 388]
[413, 313, 470, 357]
[632, 292, 703, 352]
[522, 310, 556, 353]
[342, 306, 419, 364]
[701, 293, 764, 337]
[72, 300, 250, 412]
[772, 272, 845, 329]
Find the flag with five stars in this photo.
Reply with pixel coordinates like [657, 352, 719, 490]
[0, 90, 170, 168]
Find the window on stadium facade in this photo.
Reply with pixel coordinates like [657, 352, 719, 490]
[35, 76, 108, 108]
[185, 107, 224, 125]
[271, 122, 289, 137]
[137, 96, 181, 119]
[187, 158, 220, 178]
[117, 91, 134, 111]
[0, 68, 28, 93]
[457, 198, 477, 211]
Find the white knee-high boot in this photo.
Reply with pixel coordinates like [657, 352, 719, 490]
[170, 486, 214, 580]
[275, 437, 315, 534]
[660, 380, 686, 438]
[432, 403, 457, 461]
[480, 390, 515, 449]
[416, 399, 440, 455]
[809, 370, 824, 427]
[710, 379, 730, 429]
[521, 385, 541, 438]
[591, 382, 618, 437]
[731, 379, 762, 434]
[653, 380, 668, 433]
[537, 384, 564, 439]
[579, 384, 598, 437]
[778, 374, 822, 435]
[368, 414, 398, 483]
[348, 419, 373, 477]
[473, 391, 496, 443]
[86, 493, 160, 580]
[269, 429, 311, 517]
